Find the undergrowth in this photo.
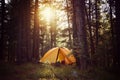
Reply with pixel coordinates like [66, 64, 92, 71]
[0, 62, 119, 80]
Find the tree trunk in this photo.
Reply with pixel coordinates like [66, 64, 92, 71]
[114, 0, 120, 68]
[72, 0, 89, 70]
[16, 0, 32, 63]
[8, 0, 19, 63]
[50, 10, 56, 48]
[66, 0, 72, 49]
[95, 0, 99, 47]
[24, 0, 32, 62]
[33, 0, 40, 61]
[0, 0, 5, 61]
[16, 0, 23, 63]
[109, 0, 115, 67]
[85, 0, 95, 66]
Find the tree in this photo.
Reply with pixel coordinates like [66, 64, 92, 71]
[0, 0, 5, 61]
[114, 0, 120, 68]
[33, 0, 40, 61]
[65, 0, 72, 49]
[72, 0, 89, 69]
[14, 0, 32, 63]
[85, 0, 95, 66]
[23, 0, 32, 61]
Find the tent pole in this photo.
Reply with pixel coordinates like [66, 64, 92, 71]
[56, 48, 60, 62]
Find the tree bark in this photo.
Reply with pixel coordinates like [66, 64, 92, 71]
[72, 0, 89, 70]
[33, 0, 40, 61]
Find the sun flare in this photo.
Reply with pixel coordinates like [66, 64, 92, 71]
[40, 7, 54, 24]
[39, 5, 68, 29]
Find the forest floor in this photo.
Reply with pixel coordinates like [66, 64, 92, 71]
[0, 62, 119, 80]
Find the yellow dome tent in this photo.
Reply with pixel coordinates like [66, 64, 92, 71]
[39, 47, 76, 64]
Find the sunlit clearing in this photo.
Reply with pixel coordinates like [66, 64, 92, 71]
[40, 7, 54, 24]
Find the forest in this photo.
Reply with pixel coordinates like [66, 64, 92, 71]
[0, 0, 120, 80]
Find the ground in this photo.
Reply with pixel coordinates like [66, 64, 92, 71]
[0, 62, 119, 80]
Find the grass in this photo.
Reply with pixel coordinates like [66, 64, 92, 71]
[0, 62, 119, 80]
[0, 63, 78, 80]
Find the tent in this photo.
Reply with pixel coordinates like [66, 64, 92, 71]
[39, 47, 76, 64]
